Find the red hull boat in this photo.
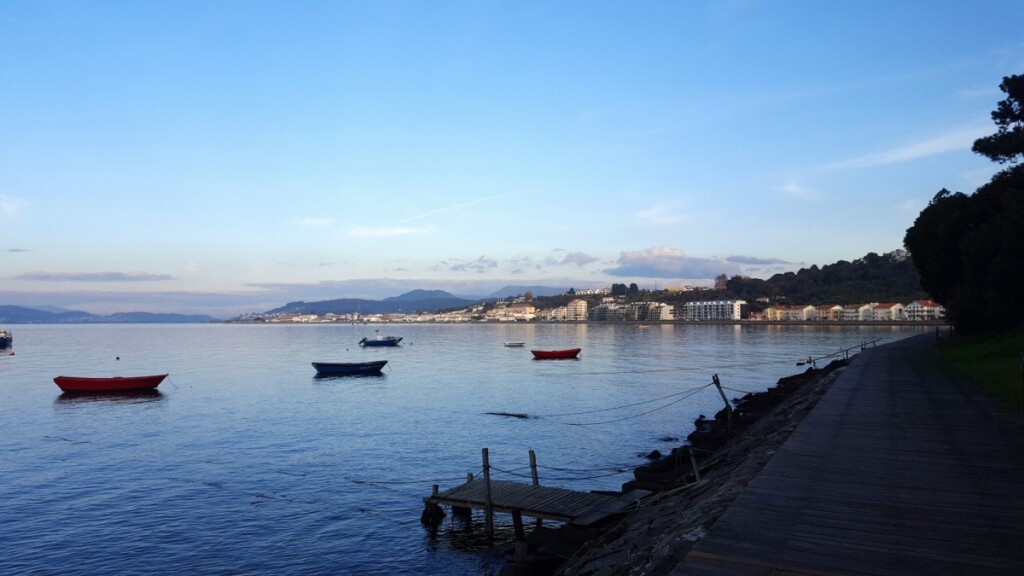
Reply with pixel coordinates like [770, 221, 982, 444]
[530, 348, 581, 360]
[53, 374, 168, 393]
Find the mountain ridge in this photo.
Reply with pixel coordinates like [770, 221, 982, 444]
[0, 305, 217, 324]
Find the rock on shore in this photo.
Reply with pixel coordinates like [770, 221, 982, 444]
[526, 360, 848, 576]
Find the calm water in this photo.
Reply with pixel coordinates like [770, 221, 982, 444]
[0, 323, 928, 575]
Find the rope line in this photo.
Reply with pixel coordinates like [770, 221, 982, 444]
[538, 381, 715, 417]
[558, 384, 712, 426]
[721, 385, 760, 395]
[490, 465, 631, 482]
[537, 463, 636, 472]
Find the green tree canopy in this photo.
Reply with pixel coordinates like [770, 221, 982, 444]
[905, 73, 1024, 334]
[972, 74, 1024, 166]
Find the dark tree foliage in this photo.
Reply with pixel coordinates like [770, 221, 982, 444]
[972, 74, 1024, 166]
[726, 250, 927, 305]
[905, 73, 1024, 334]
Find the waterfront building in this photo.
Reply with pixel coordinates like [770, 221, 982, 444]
[679, 300, 746, 321]
[813, 305, 844, 321]
[566, 299, 588, 321]
[904, 300, 945, 320]
[872, 303, 905, 321]
[841, 304, 875, 321]
[588, 303, 626, 321]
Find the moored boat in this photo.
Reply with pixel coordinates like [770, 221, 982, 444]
[0, 328, 12, 349]
[312, 360, 388, 376]
[359, 330, 402, 347]
[530, 348, 581, 360]
[53, 374, 168, 393]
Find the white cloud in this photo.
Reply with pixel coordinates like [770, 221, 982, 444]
[16, 271, 174, 282]
[895, 199, 922, 214]
[401, 192, 517, 223]
[605, 246, 740, 279]
[347, 226, 431, 238]
[635, 205, 685, 225]
[825, 125, 991, 171]
[556, 251, 600, 266]
[779, 181, 823, 201]
[1, 194, 28, 218]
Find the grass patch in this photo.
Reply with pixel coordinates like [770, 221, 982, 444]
[937, 327, 1024, 412]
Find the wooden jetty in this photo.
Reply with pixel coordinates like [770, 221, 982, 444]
[427, 478, 648, 527]
[424, 448, 649, 540]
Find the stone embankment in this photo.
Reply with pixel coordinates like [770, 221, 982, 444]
[507, 359, 849, 576]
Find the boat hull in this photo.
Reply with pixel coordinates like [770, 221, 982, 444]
[54, 374, 168, 393]
[312, 360, 388, 376]
[359, 337, 402, 347]
[530, 348, 581, 360]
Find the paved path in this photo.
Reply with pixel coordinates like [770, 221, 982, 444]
[672, 334, 1024, 575]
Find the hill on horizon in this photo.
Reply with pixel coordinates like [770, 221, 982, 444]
[261, 286, 579, 317]
[0, 305, 216, 324]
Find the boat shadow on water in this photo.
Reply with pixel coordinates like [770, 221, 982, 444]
[55, 389, 166, 405]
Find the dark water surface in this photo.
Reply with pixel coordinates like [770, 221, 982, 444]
[0, 323, 927, 575]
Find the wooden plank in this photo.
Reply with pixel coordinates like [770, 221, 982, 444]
[427, 479, 645, 525]
[672, 335, 1024, 576]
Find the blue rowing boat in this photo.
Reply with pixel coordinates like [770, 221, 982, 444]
[358, 330, 402, 347]
[312, 360, 388, 376]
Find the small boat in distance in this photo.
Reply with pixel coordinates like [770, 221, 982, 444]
[0, 327, 12, 349]
[504, 342, 525, 347]
[312, 360, 388, 376]
[530, 348, 582, 360]
[359, 330, 402, 347]
[53, 374, 168, 393]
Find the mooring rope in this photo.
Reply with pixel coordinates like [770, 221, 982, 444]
[554, 384, 714, 426]
[489, 465, 632, 482]
[538, 381, 715, 418]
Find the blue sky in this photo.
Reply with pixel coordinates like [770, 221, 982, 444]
[1, 1, 1021, 317]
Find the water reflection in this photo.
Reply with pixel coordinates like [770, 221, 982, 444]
[55, 389, 166, 405]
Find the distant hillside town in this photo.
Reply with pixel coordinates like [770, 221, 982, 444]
[239, 295, 945, 324]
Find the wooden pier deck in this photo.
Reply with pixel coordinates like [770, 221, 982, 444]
[673, 333, 1024, 575]
[426, 478, 649, 527]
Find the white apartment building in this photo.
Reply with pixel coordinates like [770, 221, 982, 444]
[840, 304, 875, 321]
[643, 302, 675, 321]
[905, 300, 945, 320]
[872, 303, 905, 321]
[679, 300, 746, 321]
[763, 305, 814, 321]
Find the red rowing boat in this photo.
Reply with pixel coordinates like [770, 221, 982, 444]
[53, 374, 168, 393]
[530, 348, 581, 360]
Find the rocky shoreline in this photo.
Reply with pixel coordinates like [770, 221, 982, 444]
[502, 359, 849, 576]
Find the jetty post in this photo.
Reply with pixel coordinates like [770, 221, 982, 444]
[528, 449, 543, 528]
[452, 473, 474, 519]
[712, 374, 733, 430]
[482, 448, 494, 539]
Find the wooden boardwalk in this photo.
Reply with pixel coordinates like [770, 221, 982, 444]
[673, 333, 1024, 575]
[426, 478, 649, 527]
